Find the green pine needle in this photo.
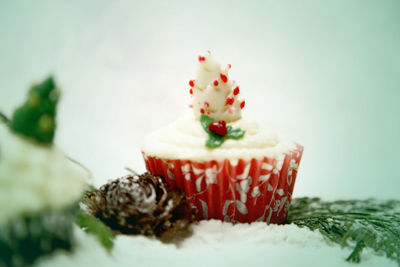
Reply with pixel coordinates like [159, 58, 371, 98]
[346, 241, 365, 263]
[76, 211, 115, 251]
[0, 111, 9, 123]
[287, 197, 400, 265]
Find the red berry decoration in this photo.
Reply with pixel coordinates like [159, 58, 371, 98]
[189, 88, 193, 95]
[240, 100, 245, 109]
[200, 108, 205, 114]
[233, 86, 240, 95]
[228, 64, 231, 68]
[225, 97, 234, 105]
[213, 80, 219, 86]
[198, 56, 206, 62]
[189, 80, 195, 87]
[220, 74, 227, 83]
[209, 120, 227, 136]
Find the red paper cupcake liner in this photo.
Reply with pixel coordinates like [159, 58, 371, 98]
[142, 144, 303, 224]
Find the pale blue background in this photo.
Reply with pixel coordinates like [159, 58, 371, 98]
[0, 0, 399, 201]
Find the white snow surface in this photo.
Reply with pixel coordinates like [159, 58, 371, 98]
[36, 220, 396, 267]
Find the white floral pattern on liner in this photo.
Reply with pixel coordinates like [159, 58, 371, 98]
[143, 143, 303, 223]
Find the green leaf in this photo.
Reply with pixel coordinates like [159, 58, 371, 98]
[76, 211, 115, 251]
[206, 133, 224, 148]
[226, 126, 246, 139]
[200, 114, 214, 134]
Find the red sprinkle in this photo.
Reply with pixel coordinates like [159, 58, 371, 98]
[240, 100, 245, 109]
[233, 86, 240, 95]
[220, 74, 227, 83]
[189, 80, 195, 87]
[209, 120, 227, 136]
[228, 64, 231, 68]
[198, 56, 206, 62]
[200, 108, 205, 114]
[213, 80, 219, 86]
[189, 88, 193, 95]
[225, 97, 234, 105]
[204, 102, 209, 108]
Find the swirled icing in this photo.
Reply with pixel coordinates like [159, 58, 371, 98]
[142, 115, 296, 161]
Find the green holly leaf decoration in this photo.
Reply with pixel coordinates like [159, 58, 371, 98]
[9, 76, 60, 144]
[226, 125, 245, 139]
[200, 114, 246, 148]
[200, 114, 214, 134]
[206, 133, 224, 148]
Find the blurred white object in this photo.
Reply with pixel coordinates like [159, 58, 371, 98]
[0, 123, 88, 224]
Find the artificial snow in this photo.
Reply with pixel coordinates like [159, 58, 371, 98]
[36, 220, 396, 267]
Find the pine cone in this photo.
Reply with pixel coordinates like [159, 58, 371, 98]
[84, 173, 194, 238]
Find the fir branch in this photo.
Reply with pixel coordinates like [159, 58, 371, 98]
[288, 197, 400, 265]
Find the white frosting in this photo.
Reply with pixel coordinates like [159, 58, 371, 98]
[191, 52, 244, 122]
[142, 115, 296, 161]
[0, 123, 88, 224]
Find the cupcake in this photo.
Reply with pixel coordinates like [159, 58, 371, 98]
[0, 77, 88, 266]
[142, 52, 303, 224]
